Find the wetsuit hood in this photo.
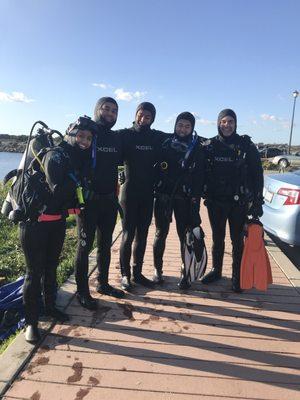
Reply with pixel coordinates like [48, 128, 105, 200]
[94, 97, 118, 129]
[174, 112, 195, 143]
[64, 116, 97, 166]
[135, 102, 156, 125]
[217, 108, 237, 142]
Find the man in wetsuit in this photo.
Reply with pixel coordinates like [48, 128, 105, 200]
[201, 109, 264, 292]
[153, 112, 205, 289]
[118, 102, 166, 291]
[75, 97, 124, 308]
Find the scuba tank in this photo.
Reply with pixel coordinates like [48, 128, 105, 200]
[1, 121, 63, 222]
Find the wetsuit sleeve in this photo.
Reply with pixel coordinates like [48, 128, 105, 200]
[43, 150, 76, 208]
[116, 128, 130, 162]
[191, 144, 205, 197]
[246, 142, 264, 205]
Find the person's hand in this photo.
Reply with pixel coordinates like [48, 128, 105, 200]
[248, 203, 263, 218]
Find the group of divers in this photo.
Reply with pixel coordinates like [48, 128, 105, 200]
[7, 97, 265, 343]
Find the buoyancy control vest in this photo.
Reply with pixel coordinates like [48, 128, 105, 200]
[155, 133, 203, 198]
[203, 134, 252, 204]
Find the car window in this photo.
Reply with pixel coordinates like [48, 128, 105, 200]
[267, 148, 282, 157]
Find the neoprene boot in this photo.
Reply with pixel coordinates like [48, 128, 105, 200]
[44, 306, 70, 322]
[178, 265, 191, 290]
[153, 269, 164, 284]
[133, 264, 155, 288]
[232, 264, 242, 293]
[25, 324, 41, 344]
[44, 295, 69, 322]
[96, 283, 125, 298]
[202, 265, 222, 284]
[121, 276, 132, 291]
[76, 293, 98, 310]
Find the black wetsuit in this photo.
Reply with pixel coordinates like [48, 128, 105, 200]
[118, 124, 166, 279]
[74, 123, 122, 294]
[153, 134, 205, 271]
[21, 141, 83, 325]
[203, 133, 264, 284]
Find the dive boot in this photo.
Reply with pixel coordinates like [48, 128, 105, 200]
[152, 269, 164, 284]
[178, 265, 191, 290]
[76, 293, 98, 310]
[132, 274, 155, 288]
[178, 275, 191, 290]
[45, 307, 70, 322]
[232, 266, 243, 293]
[97, 283, 125, 298]
[201, 267, 222, 284]
[121, 276, 132, 291]
[25, 324, 41, 344]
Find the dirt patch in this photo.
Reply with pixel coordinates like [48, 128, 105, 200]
[88, 376, 100, 386]
[67, 362, 83, 383]
[30, 391, 41, 400]
[74, 388, 91, 400]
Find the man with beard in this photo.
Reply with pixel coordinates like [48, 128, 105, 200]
[75, 97, 124, 309]
[153, 112, 205, 289]
[201, 109, 264, 292]
[118, 102, 166, 291]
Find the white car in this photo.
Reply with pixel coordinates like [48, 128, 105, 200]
[272, 154, 300, 169]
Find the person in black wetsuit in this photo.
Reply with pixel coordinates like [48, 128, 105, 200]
[153, 112, 205, 289]
[74, 97, 125, 306]
[21, 116, 97, 343]
[201, 109, 264, 292]
[118, 102, 166, 291]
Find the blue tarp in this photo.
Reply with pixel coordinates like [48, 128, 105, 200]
[0, 277, 25, 341]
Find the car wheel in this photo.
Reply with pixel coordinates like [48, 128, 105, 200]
[278, 158, 289, 168]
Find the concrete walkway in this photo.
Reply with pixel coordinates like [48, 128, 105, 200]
[2, 208, 300, 400]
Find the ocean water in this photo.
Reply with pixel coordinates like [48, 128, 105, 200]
[0, 152, 23, 181]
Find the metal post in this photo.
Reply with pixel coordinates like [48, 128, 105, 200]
[288, 90, 299, 155]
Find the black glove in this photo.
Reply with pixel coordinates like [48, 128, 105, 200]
[118, 170, 125, 185]
[248, 203, 263, 218]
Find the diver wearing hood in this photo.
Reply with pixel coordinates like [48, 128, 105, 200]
[153, 112, 205, 288]
[21, 116, 97, 343]
[201, 108, 264, 292]
[74, 97, 125, 303]
[118, 102, 167, 291]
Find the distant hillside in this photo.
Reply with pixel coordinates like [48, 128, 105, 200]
[0, 133, 299, 154]
[0, 134, 28, 153]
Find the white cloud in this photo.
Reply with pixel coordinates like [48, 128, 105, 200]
[114, 88, 147, 102]
[198, 118, 215, 125]
[0, 91, 35, 103]
[165, 113, 177, 123]
[261, 113, 278, 121]
[260, 113, 290, 130]
[92, 82, 112, 89]
[191, 113, 215, 125]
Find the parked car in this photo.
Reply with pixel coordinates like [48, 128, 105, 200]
[271, 154, 300, 169]
[259, 147, 284, 159]
[261, 170, 300, 245]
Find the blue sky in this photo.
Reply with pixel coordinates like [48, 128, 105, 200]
[0, 0, 299, 144]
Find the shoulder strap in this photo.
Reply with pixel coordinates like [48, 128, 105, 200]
[31, 146, 65, 173]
